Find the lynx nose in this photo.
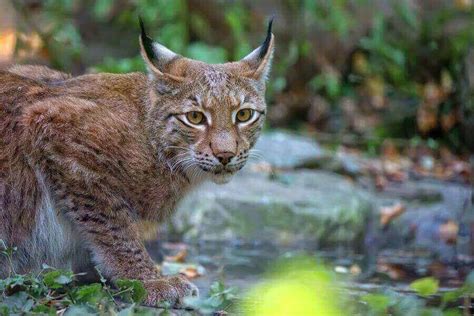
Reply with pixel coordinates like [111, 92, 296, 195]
[215, 152, 235, 166]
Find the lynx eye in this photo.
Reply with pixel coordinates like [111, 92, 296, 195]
[236, 109, 254, 123]
[186, 111, 205, 125]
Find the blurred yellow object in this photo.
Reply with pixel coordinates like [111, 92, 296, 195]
[352, 52, 369, 75]
[0, 29, 16, 63]
[365, 76, 385, 109]
[454, 0, 472, 10]
[241, 258, 343, 316]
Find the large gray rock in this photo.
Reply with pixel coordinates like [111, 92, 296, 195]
[377, 180, 473, 259]
[169, 170, 374, 248]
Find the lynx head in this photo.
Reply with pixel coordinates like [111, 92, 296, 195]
[139, 18, 274, 184]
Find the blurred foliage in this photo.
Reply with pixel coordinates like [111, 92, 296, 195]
[8, 0, 474, 151]
[240, 257, 344, 315]
[2, 240, 474, 315]
[356, 273, 474, 316]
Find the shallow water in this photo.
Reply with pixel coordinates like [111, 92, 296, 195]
[149, 241, 366, 295]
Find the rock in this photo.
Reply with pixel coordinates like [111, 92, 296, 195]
[250, 131, 325, 169]
[380, 182, 443, 203]
[168, 170, 374, 249]
[376, 180, 473, 260]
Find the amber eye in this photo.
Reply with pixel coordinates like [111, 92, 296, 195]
[186, 111, 205, 125]
[236, 109, 254, 123]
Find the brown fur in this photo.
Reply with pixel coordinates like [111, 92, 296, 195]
[0, 24, 274, 305]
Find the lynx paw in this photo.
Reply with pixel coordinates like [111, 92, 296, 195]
[143, 275, 199, 307]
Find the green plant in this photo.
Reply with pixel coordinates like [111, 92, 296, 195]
[184, 281, 238, 314]
[0, 239, 240, 315]
[0, 239, 146, 314]
[358, 274, 474, 316]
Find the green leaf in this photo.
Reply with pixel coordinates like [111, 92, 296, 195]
[43, 270, 73, 289]
[31, 304, 56, 315]
[361, 293, 391, 312]
[464, 270, 474, 294]
[443, 308, 462, 316]
[210, 281, 225, 295]
[442, 289, 463, 304]
[63, 305, 97, 316]
[93, 0, 114, 19]
[0, 305, 9, 315]
[1, 292, 30, 312]
[73, 283, 105, 304]
[410, 277, 439, 297]
[115, 279, 147, 303]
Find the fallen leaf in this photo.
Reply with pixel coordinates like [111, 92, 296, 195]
[0, 29, 16, 62]
[417, 106, 438, 134]
[164, 249, 187, 263]
[161, 262, 206, 278]
[375, 174, 387, 191]
[439, 220, 459, 245]
[350, 264, 362, 276]
[365, 76, 385, 109]
[180, 266, 201, 279]
[381, 141, 399, 160]
[377, 262, 408, 280]
[441, 112, 457, 132]
[352, 51, 369, 75]
[380, 202, 406, 226]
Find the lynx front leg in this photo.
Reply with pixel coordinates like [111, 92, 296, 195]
[61, 190, 198, 306]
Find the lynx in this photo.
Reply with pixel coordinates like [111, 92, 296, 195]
[0, 19, 274, 305]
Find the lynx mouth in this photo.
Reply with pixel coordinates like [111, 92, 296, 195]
[194, 165, 236, 184]
[214, 169, 233, 175]
[211, 171, 234, 184]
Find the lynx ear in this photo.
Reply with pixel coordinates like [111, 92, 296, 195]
[241, 18, 275, 82]
[139, 17, 183, 80]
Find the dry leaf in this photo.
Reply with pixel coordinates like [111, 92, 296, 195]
[350, 264, 362, 276]
[377, 262, 408, 280]
[375, 174, 387, 191]
[441, 112, 457, 132]
[423, 82, 444, 107]
[380, 202, 406, 226]
[365, 76, 385, 108]
[0, 29, 16, 62]
[180, 266, 202, 279]
[352, 52, 369, 75]
[417, 107, 438, 134]
[381, 141, 399, 160]
[439, 220, 459, 244]
[164, 249, 187, 263]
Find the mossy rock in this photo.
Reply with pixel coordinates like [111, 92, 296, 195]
[170, 170, 374, 249]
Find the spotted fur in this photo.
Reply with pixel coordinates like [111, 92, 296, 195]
[0, 21, 274, 306]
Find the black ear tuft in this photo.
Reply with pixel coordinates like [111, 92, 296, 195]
[258, 17, 274, 59]
[139, 16, 157, 63]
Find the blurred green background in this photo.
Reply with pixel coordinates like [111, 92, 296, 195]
[1, 0, 474, 152]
